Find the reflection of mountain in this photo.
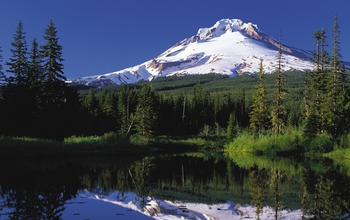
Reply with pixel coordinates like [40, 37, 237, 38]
[69, 18, 316, 87]
[1, 153, 350, 219]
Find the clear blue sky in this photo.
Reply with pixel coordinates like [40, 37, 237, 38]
[0, 0, 349, 80]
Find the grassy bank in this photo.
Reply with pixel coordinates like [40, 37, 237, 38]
[0, 132, 149, 158]
[224, 129, 303, 155]
[0, 132, 216, 158]
[224, 128, 340, 156]
[3, 128, 349, 159]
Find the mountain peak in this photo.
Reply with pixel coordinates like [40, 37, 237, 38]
[70, 18, 316, 87]
[196, 18, 261, 40]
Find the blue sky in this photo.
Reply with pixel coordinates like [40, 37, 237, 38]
[0, 0, 349, 79]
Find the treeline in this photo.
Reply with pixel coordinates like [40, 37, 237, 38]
[79, 71, 311, 139]
[80, 82, 248, 137]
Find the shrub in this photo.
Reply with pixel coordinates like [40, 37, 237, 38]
[224, 128, 303, 153]
[303, 133, 333, 153]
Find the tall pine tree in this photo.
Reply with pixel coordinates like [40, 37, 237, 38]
[40, 19, 67, 107]
[249, 59, 269, 136]
[6, 20, 28, 87]
[38, 20, 79, 139]
[271, 31, 287, 135]
[303, 29, 328, 139]
[27, 37, 45, 115]
[3, 20, 32, 136]
[323, 14, 349, 139]
[135, 84, 158, 137]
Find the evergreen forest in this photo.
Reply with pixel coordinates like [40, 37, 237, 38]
[1, 16, 350, 156]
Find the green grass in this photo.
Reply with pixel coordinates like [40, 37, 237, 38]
[0, 132, 214, 158]
[0, 132, 150, 158]
[224, 129, 303, 154]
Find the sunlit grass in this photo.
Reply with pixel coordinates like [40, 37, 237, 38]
[224, 129, 303, 153]
[0, 136, 61, 147]
[0, 132, 147, 158]
[63, 132, 129, 147]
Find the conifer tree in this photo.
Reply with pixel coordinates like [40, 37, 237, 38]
[313, 30, 322, 70]
[28, 38, 44, 106]
[6, 20, 28, 86]
[135, 84, 158, 137]
[38, 20, 80, 139]
[117, 86, 137, 134]
[3, 20, 32, 136]
[323, 14, 349, 138]
[28, 38, 43, 88]
[249, 60, 269, 136]
[117, 88, 130, 133]
[40, 19, 66, 107]
[237, 87, 248, 126]
[190, 83, 208, 132]
[271, 31, 287, 135]
[303, 29, 328, 138]
[84, 88, 100, 117]
[226, 112, 236, 139]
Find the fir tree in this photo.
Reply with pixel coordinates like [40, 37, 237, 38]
[323, 14, 349, 138]
[3, 20, 32, 136]
[303, 29, 328, 137]
[226, 112, 236, 139]
[38, 20, 79, 139]
[135, 84, 158, 137]
[40, 19, 66, 107]
[28, 37, 44, 106]
[303, 112, 319, 141]
[6, 20, 28, 86]
[312, 29, 322, 70]
[117, 86, 137, 134]
[271, 31, 287, 135]
[28, 38, 43, 88]
[84, 88, 100, 117]
[249, 60, 269, 136]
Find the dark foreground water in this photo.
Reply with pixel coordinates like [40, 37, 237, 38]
[0, 151, 350, 219]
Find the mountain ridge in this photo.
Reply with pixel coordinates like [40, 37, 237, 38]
[69, 18, 316, 87]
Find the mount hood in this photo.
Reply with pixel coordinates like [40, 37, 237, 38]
[69, 18, 315, 87]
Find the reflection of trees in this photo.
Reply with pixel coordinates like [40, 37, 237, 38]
[303, 170, 350, 219]
[269, 168, 285, 220]
[2, 189, 41, 219]
[37, 185, 67, 220]
[248, 168, 268, 219]
[3, 154, 350, 219]
[132, 157, 155, 210]
[0, 163, 79, 219]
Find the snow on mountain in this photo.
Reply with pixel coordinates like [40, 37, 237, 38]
[69, 18, 316, 87]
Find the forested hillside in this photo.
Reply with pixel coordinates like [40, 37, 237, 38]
[74, 71, 306, 138]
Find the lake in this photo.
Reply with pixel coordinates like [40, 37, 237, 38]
[0, 151, 349, 219]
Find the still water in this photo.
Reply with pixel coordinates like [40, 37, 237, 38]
[0, 151, 350, 219]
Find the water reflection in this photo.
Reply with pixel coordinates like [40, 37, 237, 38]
[0, 153, 350, 219]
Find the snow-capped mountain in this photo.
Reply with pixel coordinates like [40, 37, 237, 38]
[69, 18, 316, 87]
